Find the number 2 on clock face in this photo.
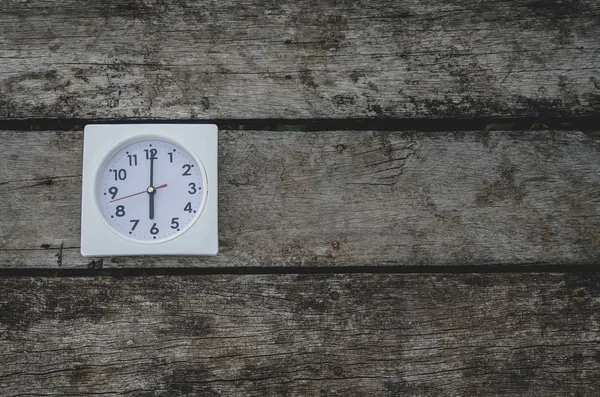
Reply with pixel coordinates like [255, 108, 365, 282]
[96, 139, 206, 242]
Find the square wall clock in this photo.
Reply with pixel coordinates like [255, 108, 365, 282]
[80, 124, 218, 256]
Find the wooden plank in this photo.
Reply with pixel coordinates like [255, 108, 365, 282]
[1, 129, 599, 268]
[1, 0, 599, 120]
[0, 273, 598, 395]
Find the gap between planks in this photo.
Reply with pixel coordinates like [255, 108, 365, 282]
[1, 116, 600, 132]
[0, 265, 600, 278]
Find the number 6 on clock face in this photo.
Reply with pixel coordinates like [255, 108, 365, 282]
[97, 139, 207, 242]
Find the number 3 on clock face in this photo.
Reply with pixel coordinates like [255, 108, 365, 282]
[97, 139, 207, 242]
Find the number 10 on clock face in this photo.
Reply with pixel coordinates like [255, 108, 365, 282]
[97, 139, 206, 242]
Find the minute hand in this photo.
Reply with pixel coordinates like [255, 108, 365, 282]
[150, 154, 154, 186]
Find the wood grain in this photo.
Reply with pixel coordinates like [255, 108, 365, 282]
[1, 129, 599, 268]
[0, 273, 599, 396]
[1, 0, 599, 120]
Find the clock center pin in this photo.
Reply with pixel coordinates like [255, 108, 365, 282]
[147, 186, 155, 194]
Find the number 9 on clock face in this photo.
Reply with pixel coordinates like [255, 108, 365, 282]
[96, 139, 207, 242]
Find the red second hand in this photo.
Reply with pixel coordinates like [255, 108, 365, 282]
[110, 183, 168, 203]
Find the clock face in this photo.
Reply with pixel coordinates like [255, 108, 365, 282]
[96, 138, 206, 242]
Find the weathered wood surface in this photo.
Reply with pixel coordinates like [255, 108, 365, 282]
[1, 129, 599, 268]
[0, 273, 599, 396]
[1, 0, 599, 120]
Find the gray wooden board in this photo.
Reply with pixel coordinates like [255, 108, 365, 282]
[1, 0, 600, 120]
[0, 273, 599, 396]
[1, 129, 599, 268]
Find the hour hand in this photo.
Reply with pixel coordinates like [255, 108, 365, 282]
[149, 193, 155, 219]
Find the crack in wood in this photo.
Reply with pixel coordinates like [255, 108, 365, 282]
[55, 242, 64, 268]
[0, 175, 81, 186]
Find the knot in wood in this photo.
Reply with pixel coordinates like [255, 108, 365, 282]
[571, 287, 587, 301]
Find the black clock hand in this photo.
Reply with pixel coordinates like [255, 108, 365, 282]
[149, 192, 155, 219]
[150, 152, 154, 187]
[149, 154, 155, 220]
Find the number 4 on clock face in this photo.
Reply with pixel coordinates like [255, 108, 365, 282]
[97, 139, 205, 242]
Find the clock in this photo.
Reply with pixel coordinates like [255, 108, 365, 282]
[80, 124, 218, 256]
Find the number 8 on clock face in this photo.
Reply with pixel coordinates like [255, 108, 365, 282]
[97, 139, 207, 242]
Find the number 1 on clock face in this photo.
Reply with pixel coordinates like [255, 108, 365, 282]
[97, 139, 206, 242]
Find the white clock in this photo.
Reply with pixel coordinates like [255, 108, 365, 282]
[80, 124, 218, 256]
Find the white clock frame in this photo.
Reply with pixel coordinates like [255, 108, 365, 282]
[81, 124, 218, 256]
